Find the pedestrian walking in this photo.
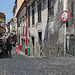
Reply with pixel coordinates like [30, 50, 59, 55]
[4, 40, 8, 57]
[7, 38, 12, 57]
[15, 43, 19, 55]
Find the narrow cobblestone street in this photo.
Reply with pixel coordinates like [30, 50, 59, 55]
[0, 47, 75, 75]
[0, 0, 75, 75]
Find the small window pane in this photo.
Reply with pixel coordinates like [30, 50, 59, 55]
[38, 2, 41, 23]
[49, 0, 55, 17]
[28, 8, 30, 27]
[32, 3, 35, 25]
[49, 7, 54, 17]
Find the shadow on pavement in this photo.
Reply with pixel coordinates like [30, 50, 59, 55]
[0, 52, 12, 58]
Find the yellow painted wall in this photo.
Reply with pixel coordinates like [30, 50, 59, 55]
[13, 0, 24, 18]
[12, 0, 24, 35]
[18, 0, 24, 9]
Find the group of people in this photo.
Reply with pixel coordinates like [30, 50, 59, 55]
[0, 35, 20, 58]
[0, 37, 12, 57]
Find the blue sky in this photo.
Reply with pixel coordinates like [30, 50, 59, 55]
[0, 0, 15, 23]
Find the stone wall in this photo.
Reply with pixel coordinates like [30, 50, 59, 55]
[43, 0, 64, 57]
[27, 0, 75, 57]
[27, 0, 48, 57]
[68, 0, 75, 35]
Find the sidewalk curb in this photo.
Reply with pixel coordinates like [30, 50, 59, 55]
[64, 54, 75, 58]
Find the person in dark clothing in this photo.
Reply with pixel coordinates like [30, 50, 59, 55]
[7, 38, 12, 57]
[4, 41, 8, 57]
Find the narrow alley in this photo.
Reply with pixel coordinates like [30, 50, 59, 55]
[0, 0, 75, 75]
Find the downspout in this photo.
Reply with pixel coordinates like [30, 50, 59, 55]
[17, 21, 18, 44]
[26, 7, 27, 46]
[25, 6, 27, 55]
[19, 30, 20, 49]
[48, 0, 49, 20]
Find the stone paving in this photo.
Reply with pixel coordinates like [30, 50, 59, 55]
[31, 57, 75, 75]
[0, 47, 75, 75]
[0, 48, 43, 75]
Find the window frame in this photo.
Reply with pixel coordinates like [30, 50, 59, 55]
[27, 7, 30, 28]
[32, 3, 35, 25]
[49, 0, 55, 18]
[37, 1, 41, 23]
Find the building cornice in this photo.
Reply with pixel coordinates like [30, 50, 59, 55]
[12, 5, 16, 13]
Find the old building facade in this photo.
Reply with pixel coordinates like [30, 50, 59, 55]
[26, 0, 63, 57]
[15, 0, 75, 57]
[8, 18, 13, 34]
[66, 0, 75, 56]
[13, 0, 24, 35]
[26, 0, 49, 57]
[16, 2, 26, 51]
[43, 0, 75, 57]
[27, 0, 75, 57]
[16, 0, 29, 54]
[0, 12, 6, 25]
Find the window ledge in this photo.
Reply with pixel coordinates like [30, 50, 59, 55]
[32, 25, 35, 27]
[28, 27, 30, 28]
[36, 22, 42, 25]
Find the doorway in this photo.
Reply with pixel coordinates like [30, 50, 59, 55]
[38, 32, 42, 56]
[31, 37, 35, 56]
[22, 39, 25, 52]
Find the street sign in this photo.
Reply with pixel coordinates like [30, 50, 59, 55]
[60, 11, 69, 22]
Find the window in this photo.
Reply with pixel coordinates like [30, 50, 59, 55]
[18, 20, 20, 27]
[71, 1, 74, 24]
[49, 0, 55, 17]
[38, 2, 41, 23]
[22, 16, 24, 27]
[23, 27, 24, 35]
[28, 8, 30, 27]
[32, 3, 35, 25]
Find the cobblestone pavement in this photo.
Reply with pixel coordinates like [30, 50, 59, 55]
[0, 48, 75, 75]
[31, 57, 75, 75]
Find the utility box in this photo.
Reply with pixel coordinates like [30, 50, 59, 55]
[27, 46, 30, 55]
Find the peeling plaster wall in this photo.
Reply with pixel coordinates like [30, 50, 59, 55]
[43, 0, 64, 57]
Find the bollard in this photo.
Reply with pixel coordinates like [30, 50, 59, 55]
[25, 48, 27, 55]
[27, 46, 30, 56]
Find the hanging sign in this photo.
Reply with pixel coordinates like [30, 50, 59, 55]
[60, 11, 69, 22]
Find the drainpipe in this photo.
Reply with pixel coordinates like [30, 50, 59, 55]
[26, 7, 27, 46]
[48, 0, 49, 20]
[19, 30, 20, 49]
[17, 22, 18, 44]
[25, 7, 27, 55]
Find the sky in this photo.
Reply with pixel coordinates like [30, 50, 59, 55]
[0, 0, 15, 24]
